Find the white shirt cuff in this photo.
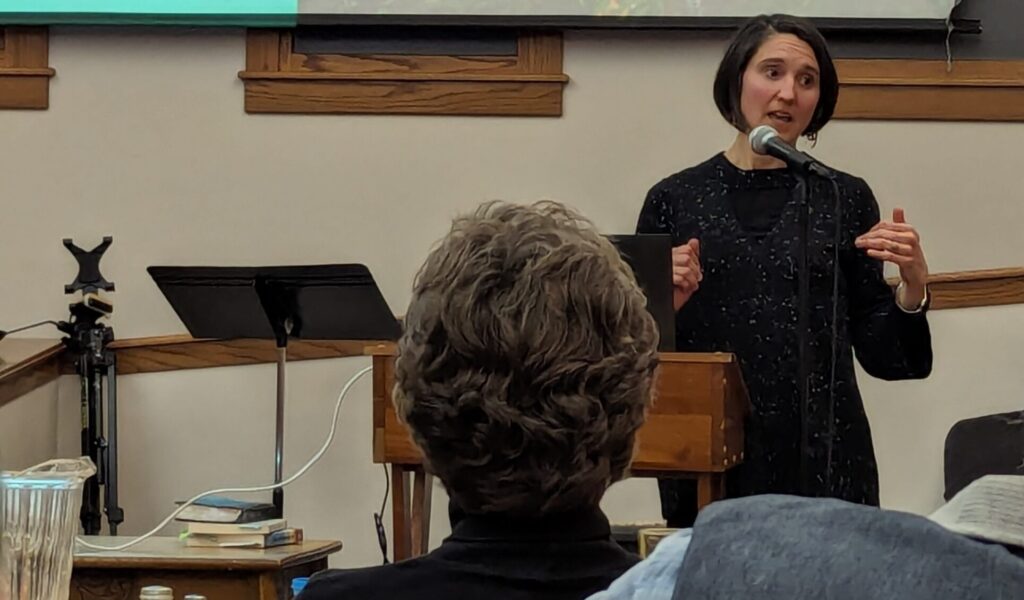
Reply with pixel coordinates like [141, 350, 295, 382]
[895, 281, 929, 314]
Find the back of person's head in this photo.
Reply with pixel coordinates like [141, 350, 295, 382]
[394, 200, 659, 517]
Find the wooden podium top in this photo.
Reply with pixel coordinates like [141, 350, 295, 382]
[364, 342, 737, 364]
[74, 536, 343, 571]
[365, 343, 748, 475]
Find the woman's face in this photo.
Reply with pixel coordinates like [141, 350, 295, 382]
[739, 33, 821, 144]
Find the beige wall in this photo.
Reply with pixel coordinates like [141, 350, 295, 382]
[0, 383, 59, 471]
[2, 27, 1023, 566]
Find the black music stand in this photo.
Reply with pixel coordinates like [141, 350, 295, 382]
[147, 264, 402, 517]
[608, 234, 676, 353]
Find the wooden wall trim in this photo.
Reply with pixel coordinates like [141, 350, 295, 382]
[108, 335, 382, 375]
[3, 268, 1024, 408]
[918, 267, 1024, 310]
[0, 27, 54, 110]
[239, 29, 566, 116]
[96, 271, 1024, 364]
[838, 60, 1024, 87]
[0, 337, 383, 408]
[0, 339, 63, 409]
[835, 59, 1024, 121]
[238, 71, 568, 83]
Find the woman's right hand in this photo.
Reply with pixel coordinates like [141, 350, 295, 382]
[672, 238, 702, 311]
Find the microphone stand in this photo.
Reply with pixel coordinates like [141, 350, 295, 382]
[794, 171, 812, 497]
[793, 168, 839, 498]
[750, 127, 839, 497]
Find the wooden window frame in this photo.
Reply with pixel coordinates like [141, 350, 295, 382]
[0, 27, 54, 110]
[239, 28, 567, 116]
[835, 59, 1024, 121]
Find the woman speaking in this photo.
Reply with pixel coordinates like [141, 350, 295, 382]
[637, 14, 933, 526]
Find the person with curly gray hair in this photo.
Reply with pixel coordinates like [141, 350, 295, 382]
[301, 200, 660, 600]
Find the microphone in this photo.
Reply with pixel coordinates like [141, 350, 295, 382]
[749, 125, 834, 179]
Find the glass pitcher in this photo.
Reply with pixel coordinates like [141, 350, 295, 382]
[0, 457, 96, 600]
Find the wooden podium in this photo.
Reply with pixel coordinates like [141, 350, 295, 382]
[367, 344, 749, 561]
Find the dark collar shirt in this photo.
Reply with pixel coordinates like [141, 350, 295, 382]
[300, 507, 639, 600]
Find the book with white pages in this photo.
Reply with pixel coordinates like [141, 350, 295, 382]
[185, 518, 287, 536]
[928, 474, 1024, 549]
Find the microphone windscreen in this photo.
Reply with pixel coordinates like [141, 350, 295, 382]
[749, 125, 779, 154]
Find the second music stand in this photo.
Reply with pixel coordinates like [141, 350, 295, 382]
[148, 263, 401, 517]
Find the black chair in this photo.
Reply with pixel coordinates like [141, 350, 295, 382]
[944, 410, 1024, 501]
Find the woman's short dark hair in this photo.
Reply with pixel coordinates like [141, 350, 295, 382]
[713, 14, 839, 137]
[394, 200, 659, 517]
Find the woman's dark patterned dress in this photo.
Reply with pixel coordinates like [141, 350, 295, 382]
[638, 153, 932, 525]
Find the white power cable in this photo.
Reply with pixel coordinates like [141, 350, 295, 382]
[75, 365, 373, 552]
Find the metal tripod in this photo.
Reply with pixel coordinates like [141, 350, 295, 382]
[58, 237, 124, 535]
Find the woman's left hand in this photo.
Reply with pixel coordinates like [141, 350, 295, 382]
[855, 207, 929, 306]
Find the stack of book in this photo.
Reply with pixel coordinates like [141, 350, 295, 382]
[175, 495, 304, 549]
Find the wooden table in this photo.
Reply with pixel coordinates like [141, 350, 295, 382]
[72, 537, 342, 600]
